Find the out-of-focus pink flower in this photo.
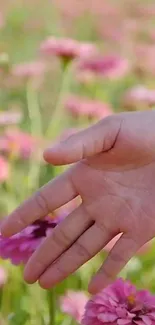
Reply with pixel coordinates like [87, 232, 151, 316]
[0, 110, 23, 126]
[0, 215, 62, 265]
[0, 156, 9, 182]
[104, 234, 151, 255]
[0, 266, 7, 286]
[0, 128, 37, 159]
[60, 291, 89, 323]
[82, 278, 155, 325]
[137, 4, 155, 18]
[40, 37, 97, 62]
[134, 45, 155, 75]
[76, 70, 97, 85]
[11, 61, 46, 79]
[79, 55, 129, 79]
[66, 96, 113, 119]
[122, 85, 155, 110]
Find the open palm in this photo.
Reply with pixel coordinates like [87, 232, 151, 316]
[2, 111, 155, 293]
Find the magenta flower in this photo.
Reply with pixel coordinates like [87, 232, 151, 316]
[0, 216, 62, 265]
[79, 55, 129, 79]
[82, 278, 155, 325]
[60, 291, 89, 323]
[0, 156, 9, 182]
[40, 37, 96, 62]
[11, 61, 46, 79]
[66, 96, 113, 119]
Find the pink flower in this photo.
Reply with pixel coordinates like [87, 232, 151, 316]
[122, 86, 155, 110]
[79, 56, 129, 79]
[137, 4, 155, 18]
[82, 278, 155, 325]
[0, 266, 7, 286]
[60, 291, 89, 322]
[0, 128, 37, 159]
[77, 70, 97, 85]
[11, 61, 46, 79]
[66, 96, 113, 119]
[134, 45, 155, 76]
[0, 215, 62, 265]
[40, 37, 96, 62]
[0, 156, 9, 182]
[0, 110, 23, 126]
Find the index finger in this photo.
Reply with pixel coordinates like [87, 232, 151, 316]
[1, 168, 77, 237]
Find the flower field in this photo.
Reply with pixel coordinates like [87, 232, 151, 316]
[0, 0, 155, 324]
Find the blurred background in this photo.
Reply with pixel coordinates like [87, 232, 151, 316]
[0, 0, 155, 324]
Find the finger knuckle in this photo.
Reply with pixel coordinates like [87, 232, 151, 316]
[75, 240, 91, 259]
[34, 191, 49, 215]
[97, 221, 112, 235]
[54, 261, 67, 277]
[102, 265, 115, 281]
[110, 250, 127, 264]
[81, 142, 88, 160]
[34, 259, 46, 272]
[17, 212, 29, 229]
[52, 227, 71, 248]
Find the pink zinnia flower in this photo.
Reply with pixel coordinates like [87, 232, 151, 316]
[0, 156, 9, 182]
[134, 45, 155, 76]
[0, 128, 37, 159]
[82, 278, 155, 325]
[40, 37, 96, 62]
[66, 96, 113, 119]
[11, 61, 46, 79]
[122, 86, 155, 110]
[79, 55, 129, 79]
[77, 70, 97, 85]
[60, 291, 89, 323]
[0, 216, 62, 265]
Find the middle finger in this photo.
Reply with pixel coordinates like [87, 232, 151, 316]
[24, 204, 91, 283]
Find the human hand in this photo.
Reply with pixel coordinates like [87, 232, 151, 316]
[1, 111, 155, 293]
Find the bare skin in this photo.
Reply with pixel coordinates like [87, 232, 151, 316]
[1, 111, 155, 294]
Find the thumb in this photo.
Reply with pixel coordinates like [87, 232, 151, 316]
[43, 115, 122, 166]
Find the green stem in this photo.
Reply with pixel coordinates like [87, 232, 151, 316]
[46, 63, 72, 139]
[26, 81, 43, 195]
[47, 289, 56, 325]
[45, 62, 73, 177]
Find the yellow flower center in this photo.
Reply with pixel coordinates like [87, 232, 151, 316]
[128, 294, 135, 305]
